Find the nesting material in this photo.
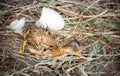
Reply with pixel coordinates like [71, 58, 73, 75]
[36, 7, 65, 30]
[7, 17, 25, 35]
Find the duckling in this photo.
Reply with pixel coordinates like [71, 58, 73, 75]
[19, 29, 57, 54]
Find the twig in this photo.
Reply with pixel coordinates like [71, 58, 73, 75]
[81, 0, 101, 14]
[83, 10, 108, 23]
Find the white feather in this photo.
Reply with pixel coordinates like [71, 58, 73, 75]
[8, 17, 25, 35]
[36, 7, 65, 30]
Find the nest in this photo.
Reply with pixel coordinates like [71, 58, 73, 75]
[0, 0, 120, 76]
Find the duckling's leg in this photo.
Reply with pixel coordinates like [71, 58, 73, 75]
[19, 30, 29, 53]
[19, 40, 27, 53]
[23, 30, 29, 39]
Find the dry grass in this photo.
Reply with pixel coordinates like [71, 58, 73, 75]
[0, 0, 120, 76]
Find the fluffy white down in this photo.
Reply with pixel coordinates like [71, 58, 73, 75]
[9, 17, 25, 30]
[8, 17, 25, 35]
[36, 7, 65, 30]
